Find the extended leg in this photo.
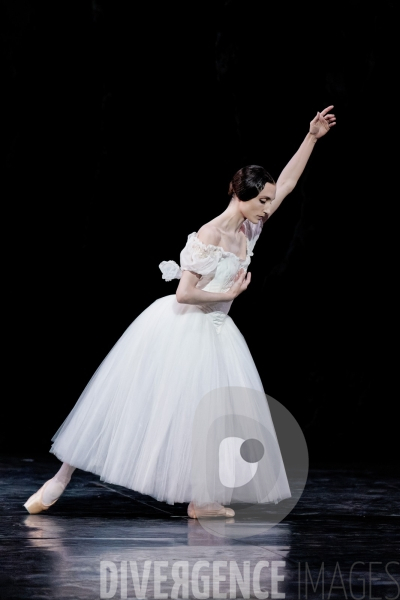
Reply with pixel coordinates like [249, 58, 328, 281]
[41, 462, 76, 505]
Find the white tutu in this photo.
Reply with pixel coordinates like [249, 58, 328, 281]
[50, 220, 291, 505]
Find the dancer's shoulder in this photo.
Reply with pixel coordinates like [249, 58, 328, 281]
[195, 222, 221, 247]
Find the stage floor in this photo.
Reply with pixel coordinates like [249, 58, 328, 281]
[0, 455, 399, 599]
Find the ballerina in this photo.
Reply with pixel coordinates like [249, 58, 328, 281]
[24, 106, 336, 519]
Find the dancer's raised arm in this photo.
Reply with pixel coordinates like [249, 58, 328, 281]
[266, 105, 336, 221]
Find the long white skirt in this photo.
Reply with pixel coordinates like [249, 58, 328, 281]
[50, 295, 291, 505]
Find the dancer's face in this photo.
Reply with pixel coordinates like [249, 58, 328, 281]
[239, 183, 276, 224]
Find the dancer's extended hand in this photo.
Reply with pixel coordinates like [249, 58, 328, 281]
[309, 105, 336, 139]
[228, 269, 251, 300]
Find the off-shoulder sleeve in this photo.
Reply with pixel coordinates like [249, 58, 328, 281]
[242, 219, 264, 254]
[159, 232, 223, 281]
[180, 233, 222, 276]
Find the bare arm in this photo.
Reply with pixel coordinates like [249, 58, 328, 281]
[176, 270, 231, 304]
[267, 105, 336, 220]
[176, 269, 251, 304]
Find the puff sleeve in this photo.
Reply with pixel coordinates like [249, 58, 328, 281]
[180, 233, 223, 275]
[159, 232, 223, 281]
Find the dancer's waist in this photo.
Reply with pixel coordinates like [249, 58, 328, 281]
[198, 300, 233, 316]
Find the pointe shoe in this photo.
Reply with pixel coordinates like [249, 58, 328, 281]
[23, 480, 63, 514]
[187, 502, 235, 519]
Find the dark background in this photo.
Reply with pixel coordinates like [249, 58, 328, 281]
[1, 1, 397, 466]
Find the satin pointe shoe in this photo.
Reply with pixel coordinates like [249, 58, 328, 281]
[23, 480, 64, 514]
[187, 502, 235, 519]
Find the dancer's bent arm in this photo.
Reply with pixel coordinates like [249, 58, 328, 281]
[176, 269, 250, 304]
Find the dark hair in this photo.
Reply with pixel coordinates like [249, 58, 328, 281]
[228, 165, 275, 201]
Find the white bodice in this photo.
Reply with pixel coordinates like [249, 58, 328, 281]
[159, 218, 263, 331]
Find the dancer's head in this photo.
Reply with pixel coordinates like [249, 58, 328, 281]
[228, 165, 276, 224]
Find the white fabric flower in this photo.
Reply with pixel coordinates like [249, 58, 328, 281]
[159, 260, 182, 281]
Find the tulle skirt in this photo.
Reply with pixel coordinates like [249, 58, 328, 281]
[50, 294, 291, 505]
